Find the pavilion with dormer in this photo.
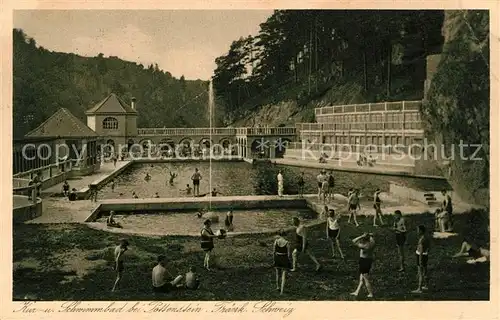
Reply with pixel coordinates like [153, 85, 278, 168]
[85, 93, 138, 153]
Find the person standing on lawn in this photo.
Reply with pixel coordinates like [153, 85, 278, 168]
[350, 233, 376, 298]
[393, 210, 407, 271]
[412, 225, 430, 293]
[112, 239, 129, 292]
[291, 217, 321, 272]
[273, 229, 292, 295]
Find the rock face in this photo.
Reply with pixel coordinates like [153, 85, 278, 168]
[202, 211, 219, 223]
[422, 10, 489, 206]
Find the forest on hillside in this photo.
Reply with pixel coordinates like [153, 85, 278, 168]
[213, 10, 444, 122]
[13, 29, 210, 140]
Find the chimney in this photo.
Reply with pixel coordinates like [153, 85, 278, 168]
[131, 97, 136, 110]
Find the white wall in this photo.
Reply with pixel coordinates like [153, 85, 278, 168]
[87, 116, 96, 131]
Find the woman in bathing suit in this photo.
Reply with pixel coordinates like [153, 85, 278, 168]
[326, 209, 344, 260]
[273, 229, 292, 295]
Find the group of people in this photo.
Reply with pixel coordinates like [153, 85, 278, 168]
[111, 239, 201, 293]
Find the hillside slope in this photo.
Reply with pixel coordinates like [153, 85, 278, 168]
[13, 29, 210, 139]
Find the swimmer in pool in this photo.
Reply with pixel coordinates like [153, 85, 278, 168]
[168, 172, 177, 186]
[180, 184, 192, 196]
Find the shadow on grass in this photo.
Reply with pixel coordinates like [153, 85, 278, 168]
[13, 211, 490, 301]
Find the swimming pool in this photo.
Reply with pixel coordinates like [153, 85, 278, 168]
[97, 161, 450, 200]
[95, 208, 318, 235]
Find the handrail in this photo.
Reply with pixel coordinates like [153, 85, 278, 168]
[137, 127, 297, 136]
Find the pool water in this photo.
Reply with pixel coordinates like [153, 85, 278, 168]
[97, 161, 450, 200]
[96, 208, 317, 235]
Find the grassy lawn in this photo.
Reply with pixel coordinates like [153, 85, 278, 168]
[13, 209, 489, 301]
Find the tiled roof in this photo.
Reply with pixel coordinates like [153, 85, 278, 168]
[85, 93, 137, 114]
[25, 108, 98, 138]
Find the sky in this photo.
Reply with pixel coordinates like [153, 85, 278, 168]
[13, 10, 273, 80]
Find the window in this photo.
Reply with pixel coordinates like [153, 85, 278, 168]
[103, 117, 118, 130]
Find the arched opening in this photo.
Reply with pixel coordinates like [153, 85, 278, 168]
[219, 138, 232, 155]
[274, 138, 291, 158]
[198, 138, 212, 157]
[158, 139, 176, 157]
[102, 117, 119, 130]
[251, 138, 268, 158]
[178, 138, 193, 157]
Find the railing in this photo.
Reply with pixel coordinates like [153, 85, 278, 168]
[315, 100, 422, 116]
[138, 127, 297, 136]
[244, 127, 296, 136]
[13, 159, 74, 179]
[297, 122, 423, 132]
[138, 128, 237, 136]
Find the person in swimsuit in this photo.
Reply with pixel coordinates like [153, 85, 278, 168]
[191, 168, 202, 196]
[351, 233, 375, 298]
[180, 184, 192, 196]
[291, 217, 321, 272]
[154, 192, 160, 198]
[62, 180, 70, 197]
[393, 210, 407, 271]
[413, 225, 430, 293]
[453, 240, 490, 262]
[347, 189, 361, 227]
[112, 239, 129, 292]
[273, 229, 292, 295]
[441, 190, 453, 229]
[372, 189, 385, 226]
[327, 171, 335, 201]
[224, 210, 234, 232]
[152, 255, 184, 293]
[316, 170, 326, 200]
[106, 211, 122, 228]
[185, 266, 201, 290]
[110, 179, 116, 192]
[326, 209, 344, 260]
[321, 179, 329, 203]
[145, 173, 151, 182]
[297, 172, 305, 197]
[200, 219, 218, 270]
[132, 191, 139, 199]
[434, 208, 452, 232]
[277, 170, 284, 197]
[168, 172, 177, 186]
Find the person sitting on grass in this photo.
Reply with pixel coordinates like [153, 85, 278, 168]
[453, 239, 490, 263]
[154, 192, 160, 198]
[132, 191, 139, 199]
[106, 211, 122, 228]
[152, 255, 184, 293]
[434, 208, 452, 232]
[185, 266, 201, 289]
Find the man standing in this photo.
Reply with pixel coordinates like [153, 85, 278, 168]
[112, 239, 129, 292]
[191, 168, 202, 196]
[316, 170, 326, 200]
[152, 255, 184, 293]
[277, 170, 284, 197]
[413, 225, 430, 293]
[351, 233, 376, 298]
[291, 217, 321, 272]
[393, 210, 407, 271]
